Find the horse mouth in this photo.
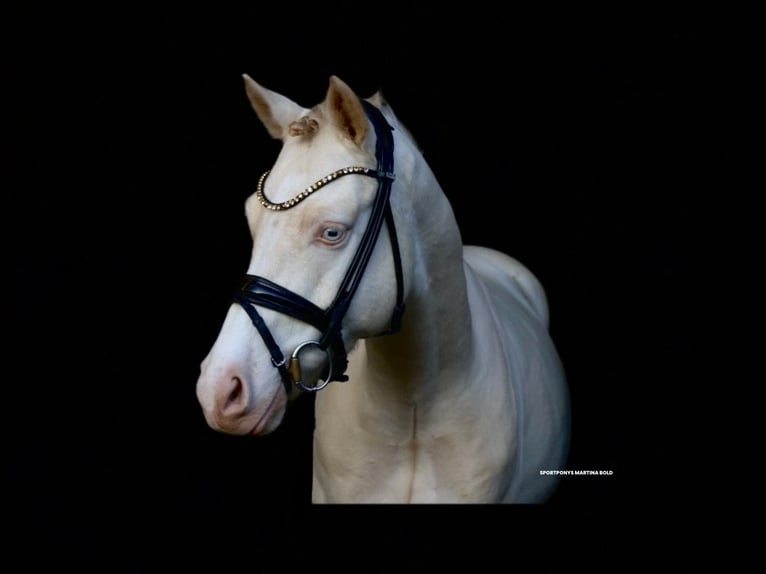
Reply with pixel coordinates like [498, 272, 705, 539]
[249, 386, 285, 436]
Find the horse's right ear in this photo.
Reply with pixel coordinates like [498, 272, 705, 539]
[243, 74, 307, 140]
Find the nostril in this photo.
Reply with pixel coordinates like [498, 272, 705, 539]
[220, 376, 248, 416]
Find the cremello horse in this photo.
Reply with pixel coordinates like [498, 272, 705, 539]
[197, 75, 570, 503]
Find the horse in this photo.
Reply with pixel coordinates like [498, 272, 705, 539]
[196, 75, 570, 503]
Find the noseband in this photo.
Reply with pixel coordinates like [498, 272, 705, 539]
[234, 101, 405, 394]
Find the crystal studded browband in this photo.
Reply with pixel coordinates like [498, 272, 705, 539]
[255, 167, 395, 211]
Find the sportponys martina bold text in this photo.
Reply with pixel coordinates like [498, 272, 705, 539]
[540, 470, 614, 476]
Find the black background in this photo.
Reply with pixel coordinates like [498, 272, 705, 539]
[10, 7, 715, 568]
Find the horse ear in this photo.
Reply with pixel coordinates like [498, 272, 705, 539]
[324, 75, 367, 146]
[243, 74, 307, 140]
[367, 90, 386, 108]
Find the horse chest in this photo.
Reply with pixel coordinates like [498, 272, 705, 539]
[312, 391, 516, 503]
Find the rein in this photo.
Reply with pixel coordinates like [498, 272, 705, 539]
[234, 100, 405, 394]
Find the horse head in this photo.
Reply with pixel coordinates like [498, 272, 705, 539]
[197, 76, 409, 436]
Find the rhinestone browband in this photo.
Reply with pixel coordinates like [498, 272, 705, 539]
[255, 167, 384, 211]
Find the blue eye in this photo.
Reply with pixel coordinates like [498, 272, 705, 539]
[320, 225, 346, 243]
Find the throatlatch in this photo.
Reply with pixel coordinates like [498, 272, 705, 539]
[234, 100, 405, 394]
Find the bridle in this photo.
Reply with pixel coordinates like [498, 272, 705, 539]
[234, 100, 405, 394]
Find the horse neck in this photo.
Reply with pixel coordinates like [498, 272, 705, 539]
[361, 132, 473, 404]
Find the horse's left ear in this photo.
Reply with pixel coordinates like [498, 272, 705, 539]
[367, 91, 386, 108]
[324, 76, 367, 146]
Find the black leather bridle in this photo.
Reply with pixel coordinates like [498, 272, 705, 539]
[234, 101, 405, 394]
